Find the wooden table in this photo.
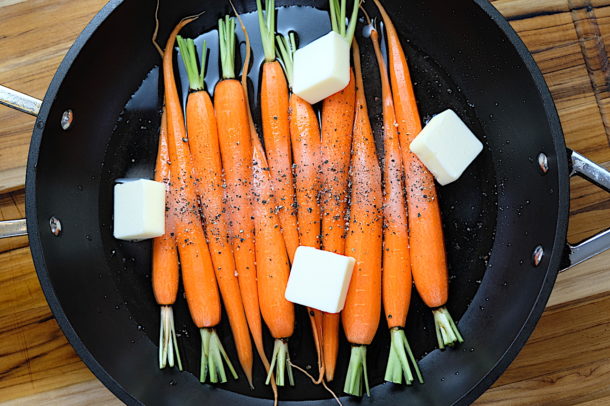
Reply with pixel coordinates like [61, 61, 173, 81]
[1, 0, 609, 404]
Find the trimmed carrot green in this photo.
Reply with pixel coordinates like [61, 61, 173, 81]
[369, 25, 422, 385]
[256, 0, 300, 262]
[162, 17, 235, 383]
[341, 39, 383, 397]
[178, 35, 254, 387]
[372, 0, 463, 349]
[277, 32, 325, 382]
[152, 109, 182, 371]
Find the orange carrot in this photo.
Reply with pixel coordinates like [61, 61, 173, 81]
[177, 36, 253, 387]
[163, 17, 236, 383]
[320, 0, 360, 382]
[214, 16, 276, 375]
[341, 39, 383, 397]
[369, 24, 423, 385]
[256, 0, 300, 262]
[252, 132, 296, 387]
[231, 13, 280, 402]
[152, 108, 182, 371]
[276, 32, 325, 382]
[233, 13, 295, 387]
[372, 0, 463, 349]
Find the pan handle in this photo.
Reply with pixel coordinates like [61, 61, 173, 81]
[0, 85, 42, 239]
[562, 150, 610, 270]
[0, 85, 39, 239]
[0, 85, 42, 116]
[0, 219, 27, 238]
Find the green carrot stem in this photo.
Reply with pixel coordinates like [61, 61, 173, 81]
[275, 32, 297, 88]
[177, 36, 208, 91]
[433, 306, 464, 350]
[329, 0, 339, 33]
[199, 328, 238, 384]
[218, 15, 237, 80]
[256, 0, 276, 62]
[329, 0, 359, 44]
[265, 339, 294, 386]
[339, 0, 347, 36]
[159, 305, 183, 370]
[384, 328, 423, 385]
[344, 345, 370, 397]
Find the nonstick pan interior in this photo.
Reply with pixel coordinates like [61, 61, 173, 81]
[26, 0, 569, 405]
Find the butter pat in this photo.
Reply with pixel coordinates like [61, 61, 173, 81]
[410, 109, 483, 186]
[293, 31, 350, 105]
[113, 179, 165, 240]
[285, 246, 356, 313]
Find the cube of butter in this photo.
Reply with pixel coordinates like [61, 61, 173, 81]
[293, 31, 350, 105]
[285, 246, 356, 313]
[113, 179, 165, 241]
[410, 109, 483, 186]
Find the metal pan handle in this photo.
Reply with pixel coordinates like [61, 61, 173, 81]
[0, 85, 41, 116]
[562, 150, 610, 270]
[0, 85, 40, 238]
[0, 220, 27, 238]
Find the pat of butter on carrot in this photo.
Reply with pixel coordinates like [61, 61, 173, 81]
[410, 109, 483, 186]
[285, 246, 356, 313]
[292, 31, 351, 105]
[113, 179, 165, 241]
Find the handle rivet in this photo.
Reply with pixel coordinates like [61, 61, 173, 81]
[49, 217, 62, 236]
[538, 153, 549, 174]
[60, 109, 73, 130]
[532, 245, 544, 266]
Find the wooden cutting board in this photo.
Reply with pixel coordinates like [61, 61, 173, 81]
[1, 0, 609, 404]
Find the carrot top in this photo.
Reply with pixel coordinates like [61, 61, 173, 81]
[275, 32, 297, 88]
[256, 0, 277, 62]
[177, 35, 207, 91]
[218, 16, 237, 80]
[329, 0, 359, 44]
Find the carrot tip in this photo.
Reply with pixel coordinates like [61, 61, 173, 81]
[384, 328, 423, 385]
[343, 345, 370, 397]
[433, 307, 464, 350]
[199, 328, 239, 384]
[265, 339, 295, 387]
[159, 306, 183, 371]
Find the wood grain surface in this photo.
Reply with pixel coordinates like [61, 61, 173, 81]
[0, 0, 609, 405]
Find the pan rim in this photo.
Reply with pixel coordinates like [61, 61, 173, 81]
[25, 0, 139, 404]
[453, 1, 570, 405]
[23, 0, 570, 405]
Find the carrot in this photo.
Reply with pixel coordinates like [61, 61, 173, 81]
[214, 16, 277, 377]
[163, 17, 237, 384]
[152, 108, 182, 371]
[341, 39, 383, 397]
[232, 13, 295, 388]
[369, 23, 423, 385]
[320, 0, 359, 382]
[177, 36, 253, 387]
[276, 32, 325, 382]
[372, 0, 463, 349]
[256, 0, 300, 262]
[230, 12, 280, 402]
[252, 127, 296, 387]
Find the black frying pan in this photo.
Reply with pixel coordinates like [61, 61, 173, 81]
[1, 0, 609, 405]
